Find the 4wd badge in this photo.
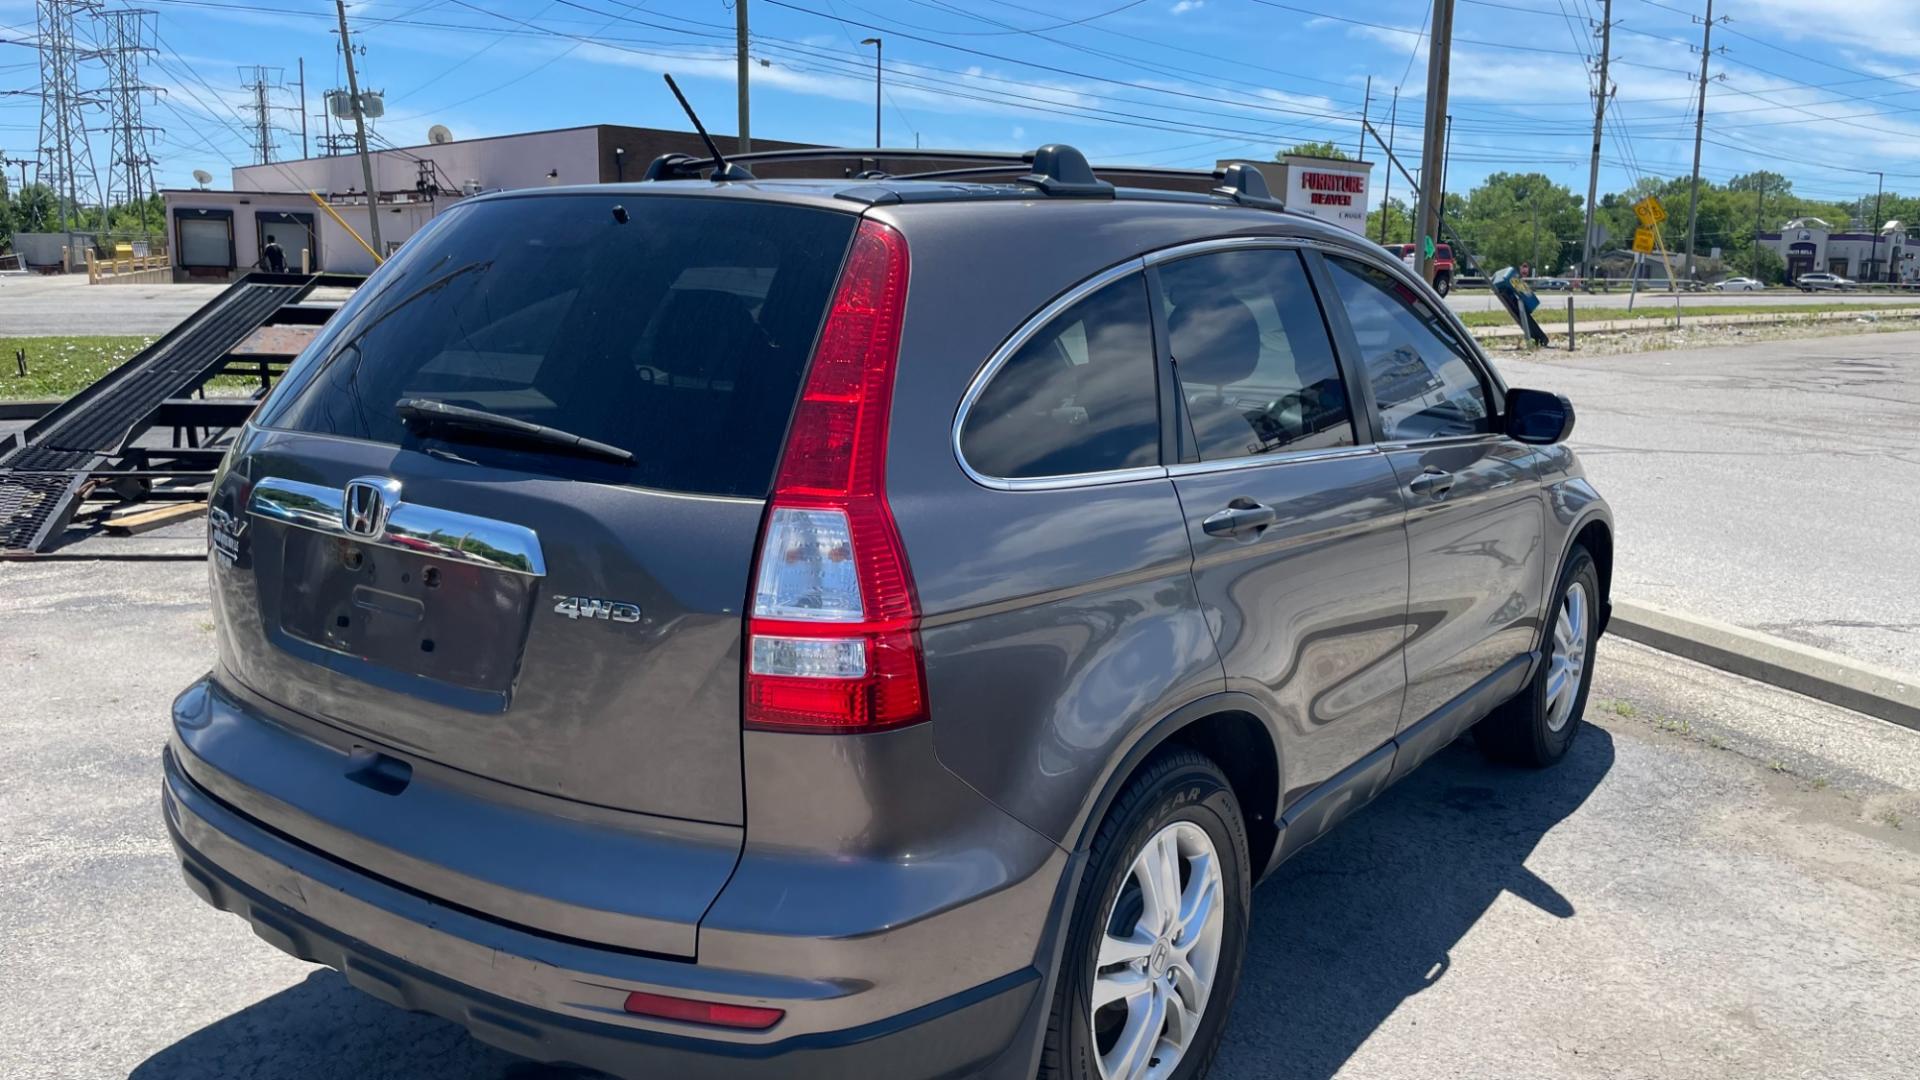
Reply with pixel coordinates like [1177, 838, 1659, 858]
[552, 595, 642, 623]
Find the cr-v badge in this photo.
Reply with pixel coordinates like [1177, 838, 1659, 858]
[553, 596, 643, 623]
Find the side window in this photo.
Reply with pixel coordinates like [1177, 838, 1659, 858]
[1157, 247, 1354, 461]
[1324, 255, 1492, 441]
[961, 272, 1160, 479]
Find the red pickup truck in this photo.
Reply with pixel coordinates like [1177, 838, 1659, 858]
[1383, 242, 1455, 297]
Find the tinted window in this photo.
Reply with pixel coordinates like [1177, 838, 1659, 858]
[1325, 255, 1491, 441]
[960, 273, 1160, 479]
[258, 195, 856, 497]
[1157, 247, 1354, 461]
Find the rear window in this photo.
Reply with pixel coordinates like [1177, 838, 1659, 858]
[258, 194, 856, 497]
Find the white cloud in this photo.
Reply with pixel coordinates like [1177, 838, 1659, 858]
[1170, 1, 1205, 15]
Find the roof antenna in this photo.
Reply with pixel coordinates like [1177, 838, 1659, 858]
[662, 74, 753, 181]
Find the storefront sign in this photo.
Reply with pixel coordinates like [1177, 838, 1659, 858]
[1283, 163, 1370, 232]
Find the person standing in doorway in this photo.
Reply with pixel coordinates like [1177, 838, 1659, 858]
[260, 238, 287, 274]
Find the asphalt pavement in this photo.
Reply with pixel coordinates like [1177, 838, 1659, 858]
[1498, 329, 1920, 676]
[2, 553, 1917, 1080]
[0, 273, 228, 336]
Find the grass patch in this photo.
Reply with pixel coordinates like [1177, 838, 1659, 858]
[2, 335, 154, 399]
[1602, 698, 1639, 718]
[1455, 300, 1920, 329]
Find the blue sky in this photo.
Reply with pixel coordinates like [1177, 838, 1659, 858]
[4, 0, 1919, 210]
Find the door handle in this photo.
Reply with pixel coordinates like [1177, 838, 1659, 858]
[1202, 500, 1278, 538]
[1409, 467, 1456, 499]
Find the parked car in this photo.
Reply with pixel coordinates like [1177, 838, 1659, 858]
[1797, 272, 1857, 292]
[1713, 276, 1763, 291]
[1383, 241, 1456, 296]
[163, 145, 1613, 1080]
[1533, 276, 1571, 290]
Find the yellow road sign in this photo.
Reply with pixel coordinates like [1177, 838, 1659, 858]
[1634, 195, 1668, 227]
[1632, 227, 1657, 254]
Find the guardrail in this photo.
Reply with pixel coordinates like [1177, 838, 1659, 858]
[85, 251, 171, 285]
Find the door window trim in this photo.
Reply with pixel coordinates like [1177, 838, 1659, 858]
[952, 257, 1167, 491]
[1310, 244, 1509, 447]
[952, 235, 1510, 491]
[1148, 238, 1367, 470]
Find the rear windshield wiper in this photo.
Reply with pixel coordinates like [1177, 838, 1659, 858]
[394, 398, 635, 465]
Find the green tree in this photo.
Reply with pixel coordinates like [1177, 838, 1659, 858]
[1367, 196, 1413, 244]
[1451, 172, 1582, 272]
[1275, 140, 1351, 161]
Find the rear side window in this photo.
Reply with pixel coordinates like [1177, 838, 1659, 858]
[1324, 255, 1491, 442]
[257, 195, 856, 497]
[960, 272, 1160, 480]
[1157, 247, 1354, 461]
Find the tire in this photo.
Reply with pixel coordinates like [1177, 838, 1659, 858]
[1477, 545, 1600, 767]
[1434, 272, 1452, 297]
[1040, 750, 1251, 1080]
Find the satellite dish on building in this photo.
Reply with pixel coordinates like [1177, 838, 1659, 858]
[428, 125, 454, 145]
[192, 169, 213, 189]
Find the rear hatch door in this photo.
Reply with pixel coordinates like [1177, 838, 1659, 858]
[208, 191, 858, 826]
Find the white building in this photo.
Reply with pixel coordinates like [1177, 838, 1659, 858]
[1759, 216, 1913, 285]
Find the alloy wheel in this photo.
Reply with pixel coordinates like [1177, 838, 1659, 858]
[1091, 821, 1225, 1080]
[1546, 580, 1590, 732]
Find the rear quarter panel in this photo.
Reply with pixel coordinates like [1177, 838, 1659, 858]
[874, 201, 1259, 846]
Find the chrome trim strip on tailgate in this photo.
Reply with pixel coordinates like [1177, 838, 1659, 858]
[249, 476, 548, 577]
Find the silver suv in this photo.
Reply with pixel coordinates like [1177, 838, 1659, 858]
[164, 145, 1612, 1080]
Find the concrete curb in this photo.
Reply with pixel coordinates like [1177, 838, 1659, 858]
[0, 398, 59, 421]
[1611, 600, 1920, 733]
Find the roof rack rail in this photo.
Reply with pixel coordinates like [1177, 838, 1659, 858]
[640, 141, 1298, 216]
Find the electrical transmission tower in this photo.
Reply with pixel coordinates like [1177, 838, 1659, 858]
[94, 8, 162, 235]
[34, 0, 105, 233]
[238, 65, 285, 165]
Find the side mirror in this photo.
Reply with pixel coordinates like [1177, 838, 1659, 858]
[1505, 387, 1575, 444]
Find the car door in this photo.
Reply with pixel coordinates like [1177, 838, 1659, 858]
[1318, 253, 1549, 734]
[1151, 242, 1411, 819]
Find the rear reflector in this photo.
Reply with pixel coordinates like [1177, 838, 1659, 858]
[745, 219, 926, 733]
[622, 990, 785, 1031]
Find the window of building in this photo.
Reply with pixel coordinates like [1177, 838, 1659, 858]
[1157, 247, 1354, 461]
[1324, 255, 1491, 442]
[960, 273, 1161, 479]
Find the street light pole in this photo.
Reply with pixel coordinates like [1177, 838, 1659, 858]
[861, 37, 882, 149]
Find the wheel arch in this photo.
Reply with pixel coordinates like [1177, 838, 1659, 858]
[1570, 514, 1614, 632]
[1069, 692, 1285, 878]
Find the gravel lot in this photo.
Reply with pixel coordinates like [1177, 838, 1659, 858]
[2, 551, 1916, 1080]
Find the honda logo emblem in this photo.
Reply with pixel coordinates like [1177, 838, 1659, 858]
[343, 477, 400, 539]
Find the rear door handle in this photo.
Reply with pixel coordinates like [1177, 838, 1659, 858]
[1409, 467, 1456, 500]
[1202, 500, 1278, 538]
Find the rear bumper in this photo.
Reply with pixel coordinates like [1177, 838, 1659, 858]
[163, 746, 1041, 1079]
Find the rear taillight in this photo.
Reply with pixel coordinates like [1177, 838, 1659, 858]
[745, 219, 926, 733]
[623, 990, 784, 1030]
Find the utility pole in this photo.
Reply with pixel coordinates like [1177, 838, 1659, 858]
[1439, 112, 1452, 238]
[297, 58, 308, 159]
[1869, 171, 1885, 283]
[34, 0, 105, 235]
[1357, 76, 1371, 163]
[1682, 0, 1718, 279]
[735, 0, 750, 153]
[95, 8, 161, 239]
[1379, 86, 1398, 244]
[334, 0, 382, 257]
[1752, 181, 1764, 280]
[1415, 0, 1455, 283]
[1581, 0, 1611, 282]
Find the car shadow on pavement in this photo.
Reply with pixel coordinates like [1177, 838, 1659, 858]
[129, 970, 602, 1080]
[132, 726, 1613, 1080]
[1213, 725, 1616, 1080]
